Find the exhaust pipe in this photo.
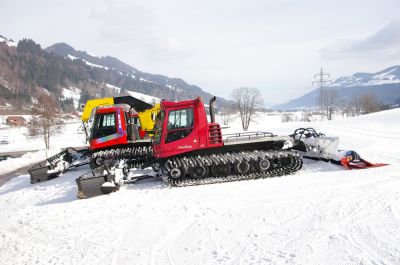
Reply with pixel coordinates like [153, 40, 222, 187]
[209, 96, 216, 123]
[129, 108, 140, 141]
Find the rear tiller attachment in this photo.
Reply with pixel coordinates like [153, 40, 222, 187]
[29, 147, 90, 184]
[290, 127, 388, 170]
[339, 150, 388, 170]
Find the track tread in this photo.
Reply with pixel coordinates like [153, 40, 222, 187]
[162, 150, 303, 187]
[90, 145, 153, 169]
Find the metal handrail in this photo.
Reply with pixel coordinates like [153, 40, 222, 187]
[224, 131, 275, 142]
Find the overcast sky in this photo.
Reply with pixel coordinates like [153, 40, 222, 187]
[2, 0, 400, 105]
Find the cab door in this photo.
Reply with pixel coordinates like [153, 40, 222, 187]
[160, 107, 199, 157]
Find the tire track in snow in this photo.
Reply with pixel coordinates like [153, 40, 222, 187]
[305, 179, 396, 264]
[260, 175, 393, 264]
[149, 219, 201, 265]
[323, 124, 400, 141]
[345, 205, 400, 265]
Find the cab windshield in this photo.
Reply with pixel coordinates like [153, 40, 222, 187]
[91, 112, 117, 140]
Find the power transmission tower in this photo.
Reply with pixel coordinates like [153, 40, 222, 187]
[312, 67, 332, 112]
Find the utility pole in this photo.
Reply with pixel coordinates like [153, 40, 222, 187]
[312, 67, 332, 115]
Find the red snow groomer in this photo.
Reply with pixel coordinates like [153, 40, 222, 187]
[29, 96, 157, 184]
[76, 97, 304, 198]
[290, 128, 388, 169]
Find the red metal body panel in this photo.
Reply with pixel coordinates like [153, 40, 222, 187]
[153, 98, 223, 158]
[139, 129, 147, 139]
[96, 106, 118, 114]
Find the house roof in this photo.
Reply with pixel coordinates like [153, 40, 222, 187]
[6, 116, 27, 121]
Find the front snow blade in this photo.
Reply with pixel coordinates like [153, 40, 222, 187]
[29, 162, 61, 184]
[76, 166, 118, 199]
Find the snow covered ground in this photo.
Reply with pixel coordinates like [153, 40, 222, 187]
[105, 83, 161, 104]
[0, 121, 85, 153]
[0, 109, 400, 264]
[0, 121, 86, 176]
[62, 87, 82, 109]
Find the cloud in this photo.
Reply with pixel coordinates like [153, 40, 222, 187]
[90, 1, 156, 43]
[321, 19, 400, 61]
[90, 0, 191, 61]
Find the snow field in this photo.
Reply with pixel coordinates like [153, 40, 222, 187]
[0, 149, 60, 176]
[0, 108, 400, 264]
[0, 120, 85, 153]
[1, 163, 399, 264]
[0, 121, 86, 176]
[126, 90, 161, 104]
[62, 87, 82, 109]
[105, 83, 161, 104]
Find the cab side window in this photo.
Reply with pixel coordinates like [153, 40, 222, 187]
[166, 108, 194, 143]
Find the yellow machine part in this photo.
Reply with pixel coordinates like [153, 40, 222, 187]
[138, 104, 160, 133]
[81, 97, 159, 137]
[81, 97, 114, 122]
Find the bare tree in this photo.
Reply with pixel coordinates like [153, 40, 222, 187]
[300, 111, 312, 122]
[231, 87, 263, 131]
[281, 113, 294, 123]
[219, 105, 236, 126]
[29, 94, 62, 149]
[349, 93, 381, 115]
[359, 93, 380, 114]
[349, 95, 362, 116]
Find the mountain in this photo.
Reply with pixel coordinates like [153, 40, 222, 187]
[330, 66, 400, 87]
[273, 66, 400, 110]
[0, 35, 16, 47]
[45, 43, 138, 74]
[0, 37, 227, 113]
[45, 43, 225, 105]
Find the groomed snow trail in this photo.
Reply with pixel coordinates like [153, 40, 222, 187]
[0, 109, 400, 265]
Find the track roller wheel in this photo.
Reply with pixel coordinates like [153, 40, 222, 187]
[210, 164, 229, 177]
[255, 158, 271, 171]
[280, 156, 292, 167]
[90, 157, 104, 169]
[234, 160, 251, 174]
[189, 165, 209, 178]
[169, 167, 185, 179]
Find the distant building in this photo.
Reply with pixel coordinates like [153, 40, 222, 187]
[6, 116, 27, 126]
[72, 112, 81, 119]
[63, 114, 74, 120]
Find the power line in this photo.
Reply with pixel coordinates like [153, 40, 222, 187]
[312, 67, 332, 110]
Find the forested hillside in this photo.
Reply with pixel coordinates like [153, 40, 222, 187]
[0, 38, 224, 113]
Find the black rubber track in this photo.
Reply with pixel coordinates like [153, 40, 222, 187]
[161, 150, 303, 187]
[90, 142, 153, 169]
